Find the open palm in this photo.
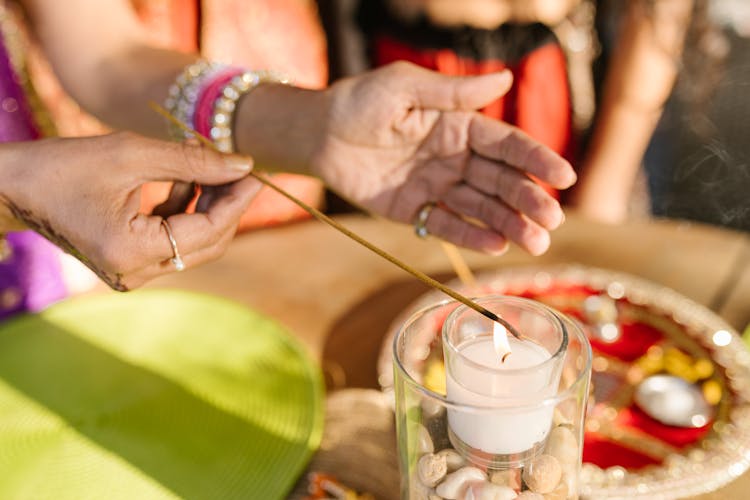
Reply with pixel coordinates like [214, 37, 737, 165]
[312, 62, 576, 255]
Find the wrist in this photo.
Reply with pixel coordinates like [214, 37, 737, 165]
[233, 83, 330, 176]
[0, 144, 30, 233]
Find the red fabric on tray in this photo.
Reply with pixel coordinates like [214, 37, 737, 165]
[582, 433, 662, 469]
[589, 321, 665, 362]
[618, 405, 712, 448]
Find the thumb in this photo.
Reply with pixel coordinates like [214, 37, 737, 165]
[133, 135, 253, 185]
[411, 67, 513, 111]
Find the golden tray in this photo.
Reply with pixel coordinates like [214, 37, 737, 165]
[378, 265, 750, 499]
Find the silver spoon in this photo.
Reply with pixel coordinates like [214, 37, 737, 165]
[634, 374, 714, 428]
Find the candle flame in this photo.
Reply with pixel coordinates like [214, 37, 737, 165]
[493, 321, 512, 363]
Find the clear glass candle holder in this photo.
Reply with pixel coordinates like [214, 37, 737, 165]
[392, 296, 592, 500]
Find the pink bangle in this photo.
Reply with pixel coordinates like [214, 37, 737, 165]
[164, 60, 228, 141]
[210, 70, 291, 153]
[193, 69, 245, 139]
[164, 61, 291, 152]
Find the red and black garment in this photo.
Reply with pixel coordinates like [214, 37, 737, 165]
[357, 2, 574, 165]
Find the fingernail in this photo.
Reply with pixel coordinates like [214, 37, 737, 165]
[564, 165, 578, 187]
[488, 245, 509, 257]
[550, 206, 565, 229]
[484, 237, 509, 256]
[529, 232, 551, 257]
[225, 155, 253, 172]
[496, 69, 513, 87]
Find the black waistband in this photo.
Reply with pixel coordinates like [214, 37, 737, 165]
[357, 1, 560, 64]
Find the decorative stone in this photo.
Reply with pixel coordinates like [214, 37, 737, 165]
[418, 424, 434, 454]
[418, 453, 448, 487]
[463, 481, 517, 500]
[545, 426, 578, 466]
[421, 398, 445, 419]
[515, 492, 544, 499]
[489, 469, 522, 490]
[522, 454, 562, 494]
[553, 399, 578, 427]
[410, 475, 438, 500]
[542, 477, 569, 500]
[436, 449, 466, 472]
[435, 467, 486, 499]
[552, 408, 573, 427]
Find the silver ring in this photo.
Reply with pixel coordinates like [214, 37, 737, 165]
[414, 202, 436, 239]
[161, 219, 185, 271]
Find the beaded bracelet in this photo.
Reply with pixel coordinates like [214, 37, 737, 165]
[164, 60, 229, 141]
[192, 70, 243, 139]
[164, 60, 290, 153]
[206, 70, 290, 153]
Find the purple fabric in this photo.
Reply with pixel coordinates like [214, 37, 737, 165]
[0, 232, 67, 320]
[0, 34, 67, 320]
[0, 33, 40, 142]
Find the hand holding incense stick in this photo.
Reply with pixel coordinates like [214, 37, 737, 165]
[150, 101, 523, 340]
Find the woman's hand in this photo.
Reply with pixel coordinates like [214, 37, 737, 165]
[0, 132, 260, 290]
[311, 62, 577, 256]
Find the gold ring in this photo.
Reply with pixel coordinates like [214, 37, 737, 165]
[161, 219, 185, 271]
[414, 202, 436, 239]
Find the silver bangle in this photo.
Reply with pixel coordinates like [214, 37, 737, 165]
[209, 69, 291, 153]
[164, 60, 228, 141]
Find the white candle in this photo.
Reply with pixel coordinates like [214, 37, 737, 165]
[445, 331, 560, 455]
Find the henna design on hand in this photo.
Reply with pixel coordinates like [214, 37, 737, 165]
[0, 195, 129, 291]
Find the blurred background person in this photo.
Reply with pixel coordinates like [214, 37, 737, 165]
[350, 0, 584, 196]
[568, 0, 693, 223]
[638, 0, 749, 231]
[322, 0, 748, 231]
[327, 0, 693, 220]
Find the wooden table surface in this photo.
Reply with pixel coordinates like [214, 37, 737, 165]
[147, 213, 750, 499]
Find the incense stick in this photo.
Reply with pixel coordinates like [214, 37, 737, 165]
[440, 241, 476, 288]
[149, 101, 522, 339]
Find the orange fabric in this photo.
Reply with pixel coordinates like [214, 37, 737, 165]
[134, 0, 328, 232]
[131, 0, 199, 52]
[200, 0, 328, 90]
[513, 43, 573, 161]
